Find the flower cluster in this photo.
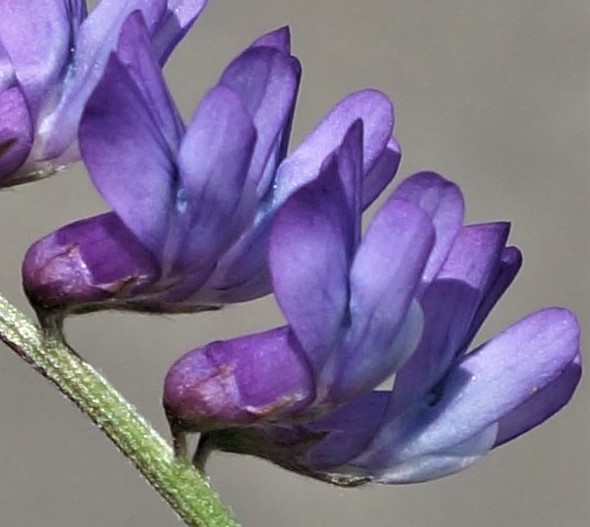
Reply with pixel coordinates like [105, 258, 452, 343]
[3, 0, 581, 488]
[163, 147, 581, 485]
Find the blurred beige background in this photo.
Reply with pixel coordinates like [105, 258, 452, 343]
[1, 1, 589, 526]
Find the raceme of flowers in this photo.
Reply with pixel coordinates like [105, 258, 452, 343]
[2, 0, 582, 488]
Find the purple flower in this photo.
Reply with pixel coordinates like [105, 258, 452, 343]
[22, 19, 400, 317]
[0, 0, 208, 186]
[163, 143, 582, 485]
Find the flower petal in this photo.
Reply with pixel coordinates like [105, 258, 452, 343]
[321, 198, 434, 403]
[171, 85, 256, 273]
[219, 34, 301, 196]
[151, 0, 209, 64]
[461, 246, 523, 350]
[359, 308, 580, 476]
[78, 43, 176, 258]
[370, 425, 498, 484]
[390, 222, 510, 411]
[251, 26, 291, 53]
[22, 212, 160, 313]
[0, 0, 84, 117]
[0, 85, 33, 182]
[495, 352, 581, 446]
[200, 91, 397, 304]
[35, 0, 168, 159]
[305, 391, 390, 468]
[268, 122, 363, 372]
[116, 12, 185, 148]
[392, 171, 465, 285]
[361, 138, 401, 207]
[163, 327, 314, 431]
[272, 89, 395, 207]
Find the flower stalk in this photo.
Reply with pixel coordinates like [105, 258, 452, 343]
[0, 293, 239, 527]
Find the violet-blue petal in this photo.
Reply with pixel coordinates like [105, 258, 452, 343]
[304, 391, 390, 469]
[268, 123, 363, 372]
[251, 26, 291, 53]
[219, 41, 301, 196]
[151, 0, 209, 64]
[361, 138, 401, 207]
[171, 85, 256, 272]
[115, 12, 185, 149]
[78, 49, 176, 257]
[199, 91, 396, 303]
[460, 246, 523, 350]
[0, 0, 83, 117]
[495, 353, 581, 446]
[358, 308, 580, 478]
[0, 85, 33, 181]
[322, 198, 434, 402]
[163, 327, 314, 430]
[392, 171, 465, 285]
[272, 89, 395, 207]
[390, 222, 510, 412]
[36, 0, 168, 159]
[23, 212, 160, 312]
[368, 425, 499, 484]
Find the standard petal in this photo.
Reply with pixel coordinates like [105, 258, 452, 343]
[219, 41, 301, 196]
[0, 0, 83, 117]
[115, 12, 185, 150]
[361, 308, 580, 475]
[361, 138, 401, 207]
[272, 89, 395, 207]
[392, 171, 465, 285]
[151, 0, 209, 64]
[495, 353, 581, 446]
[390, 222, 510, 412]
[171, 85, 256, 273]
[461, 246, 523, 350]
[0, 85, 33, 182]
[268, 123, 363, 372]
[23, 212, 160, 313]
[79, 51, 176, 257]
[163, 327, 314, 431]
[321, 198, 434, 403]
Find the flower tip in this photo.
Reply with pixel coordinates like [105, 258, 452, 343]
[536, 306, 580, 336]
[22, 234, 107, 316]
[164, 329, 315, 433]
[251, 26, 292, 53]
[163, 344, 245, 432]
[22, 214, 160, 317]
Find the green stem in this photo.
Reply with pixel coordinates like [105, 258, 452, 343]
[0, 294, 239, 527]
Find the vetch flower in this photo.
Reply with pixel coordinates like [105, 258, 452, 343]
[0, 0, 208, 186]
[23, 18, 400, 318]
[163, 158, 582, 485]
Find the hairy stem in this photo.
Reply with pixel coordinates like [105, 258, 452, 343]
[0, 294, 239, 527]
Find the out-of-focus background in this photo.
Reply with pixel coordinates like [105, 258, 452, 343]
[1, 1, 588, 526]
